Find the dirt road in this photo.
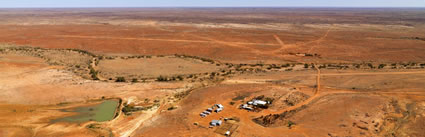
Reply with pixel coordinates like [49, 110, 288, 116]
[250, 69, 425, 117]
[307, 29, 330, 53]
[54, 35, 279, 46]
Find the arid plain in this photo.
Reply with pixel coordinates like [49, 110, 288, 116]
[1, 8, 425, 137]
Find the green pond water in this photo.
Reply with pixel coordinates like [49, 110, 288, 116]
[52, 100, 119, 123]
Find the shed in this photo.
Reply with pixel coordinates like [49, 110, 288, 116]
[253, 100, 267, 106]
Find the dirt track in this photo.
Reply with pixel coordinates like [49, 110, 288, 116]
[1, 8, 425, 137]
[307, 29, 330, 54]
[231, 69, 425, 118]
[54, 35, 280, 46]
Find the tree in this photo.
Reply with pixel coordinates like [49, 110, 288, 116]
[177, 75, 184, 81]
[89, 67, 99, 80]
[304, 64, 309, 68]
[157, 75, 167, 81]
[367, 63, 374, 69]
[167, 106, 177, 111]
[116, 77, 126, 82]
[131, 78, 138, 83]
[287, 120, 295, 128]
[378, 64, 386, 69]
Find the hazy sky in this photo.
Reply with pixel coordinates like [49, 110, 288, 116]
[0, 0, 424, 8]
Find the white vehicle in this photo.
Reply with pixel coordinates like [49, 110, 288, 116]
[210, 120, 222, 126]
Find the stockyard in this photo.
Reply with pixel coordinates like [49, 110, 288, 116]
[1, 8, 425, 137]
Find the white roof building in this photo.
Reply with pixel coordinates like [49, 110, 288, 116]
[252, 100, 267, 106]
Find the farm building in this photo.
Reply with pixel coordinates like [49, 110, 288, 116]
[252, 100, 267, 106]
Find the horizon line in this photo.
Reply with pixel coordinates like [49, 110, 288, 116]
[0, 6, 424, 9]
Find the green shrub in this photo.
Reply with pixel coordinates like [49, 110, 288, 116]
[122, 105, 134, 113]
[157, 75, 167, 81]
[378, 64, 386, 69]
[304, 64, 309, 68]
[287, 120, 295, 128]
[89, 67, 99, 80]
[177, 75, 184, 81]
[367, 63, 374, 69]
[116, 77, 126, 82]
[167, 106, 177, 111]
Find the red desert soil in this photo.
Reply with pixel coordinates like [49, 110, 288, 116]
[0, 8, 424, 63]
[1, 8, 425, 137]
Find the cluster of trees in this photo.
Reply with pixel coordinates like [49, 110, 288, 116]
[89, 66, 99, 80]
[174, 89, 192, 99]
[64, 48, 96, 57]
[102, 55, 154, 60]
[156, 75, 185, 82]
[122, 105, 153, 115]
[115, 77, 126, 82]
[174, 54, 215, 64]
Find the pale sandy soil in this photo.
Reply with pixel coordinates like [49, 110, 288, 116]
[0, 8, 425, 137]
[0, 53, 196, 137]
[97, 57, 223, 79]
